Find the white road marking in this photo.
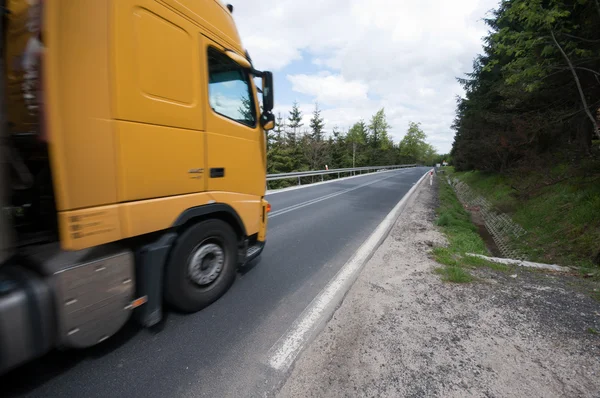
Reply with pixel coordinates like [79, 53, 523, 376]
[267, 169, 432, 372]
[269, 171, 410, 219]
[266, 168, 413, 196]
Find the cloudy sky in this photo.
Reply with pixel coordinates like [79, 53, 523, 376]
[233, 0, 500, 154]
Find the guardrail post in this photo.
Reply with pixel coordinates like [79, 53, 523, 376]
[321, 175, 324, 182]
[298, 177, 301, 186]
[337, 172, 340, 179]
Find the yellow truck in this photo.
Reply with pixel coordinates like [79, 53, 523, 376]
[0, 0, 274, 374]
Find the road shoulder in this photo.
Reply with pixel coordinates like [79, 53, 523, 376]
[277, 178, 600, 397]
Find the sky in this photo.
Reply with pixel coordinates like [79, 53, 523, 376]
[232, 0, 501, 154]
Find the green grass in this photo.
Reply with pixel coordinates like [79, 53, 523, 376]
[434, 265, 474, 283]
[452, 163, 600, 270]
[432, 176, 508, 282]
[587, 327, 599, 335]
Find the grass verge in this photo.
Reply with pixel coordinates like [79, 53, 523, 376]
[434, 265, 474, 283]
[433, 176, 509, 283]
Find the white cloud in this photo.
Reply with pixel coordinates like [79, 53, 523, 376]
[243, 36, 302, 71]
[286, 73, 369, 105]
[233, 0, 500, 153]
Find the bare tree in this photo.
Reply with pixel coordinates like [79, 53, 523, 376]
[550, 29, 600, 140]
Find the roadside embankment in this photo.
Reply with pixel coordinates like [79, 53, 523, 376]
[452, 165, 600, 271]
[277, 174, 600, 398]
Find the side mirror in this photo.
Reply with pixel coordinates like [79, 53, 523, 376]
[261, 112, 275, 131]
[262, 71, 274, 112]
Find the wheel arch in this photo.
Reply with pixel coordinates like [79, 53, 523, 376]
[173, 203, 247, 240]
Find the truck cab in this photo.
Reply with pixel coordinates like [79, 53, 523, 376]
[0, 0, 274, 375]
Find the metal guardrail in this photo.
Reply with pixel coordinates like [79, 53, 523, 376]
[266, 164, 417, 185]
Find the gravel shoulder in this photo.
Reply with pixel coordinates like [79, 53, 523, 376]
[277, 179, 600, 398]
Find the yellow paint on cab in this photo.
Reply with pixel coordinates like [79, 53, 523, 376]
[44, 0, 117, 210]
[115, 121, 206, 202]
[44, 0, 268, 251]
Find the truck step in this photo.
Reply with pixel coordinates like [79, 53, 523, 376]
[244, 241, 265, 264]
[246, 244, 261, 258]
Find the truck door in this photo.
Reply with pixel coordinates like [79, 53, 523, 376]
[201, 37, 266, 198]
[113, 0, 207, 202]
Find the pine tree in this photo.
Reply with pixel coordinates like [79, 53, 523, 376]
[330, 126, 350, 168]
[266, 112, 284, 151]
[300, 103, 327, 171]
[275, 112, 285, 137]
[367, 108, 392, 165]
[284, 103, 306, 171]
[309, 103, 325, 142]
[266, 113, 294, 188]
[287, 101, 303, 147]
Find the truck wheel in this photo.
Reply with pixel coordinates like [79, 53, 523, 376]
[165, 219, 238, 313]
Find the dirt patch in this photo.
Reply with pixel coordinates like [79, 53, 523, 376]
[277, 179, 600, 398]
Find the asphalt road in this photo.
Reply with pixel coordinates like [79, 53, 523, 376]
[2, 167, 428, 398]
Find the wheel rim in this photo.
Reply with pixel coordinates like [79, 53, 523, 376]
[187, 241, 225, 286]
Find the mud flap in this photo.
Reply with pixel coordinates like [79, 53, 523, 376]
[134, 232, 177, 328]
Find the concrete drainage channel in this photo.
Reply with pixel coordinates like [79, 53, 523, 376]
[447, 177, 572, 272]
[447, 177, 527, 260]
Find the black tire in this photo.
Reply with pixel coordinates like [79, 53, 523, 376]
[165, 219, 238, 313]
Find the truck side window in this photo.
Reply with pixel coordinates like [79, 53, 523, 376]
[207, 48, 256, 127]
